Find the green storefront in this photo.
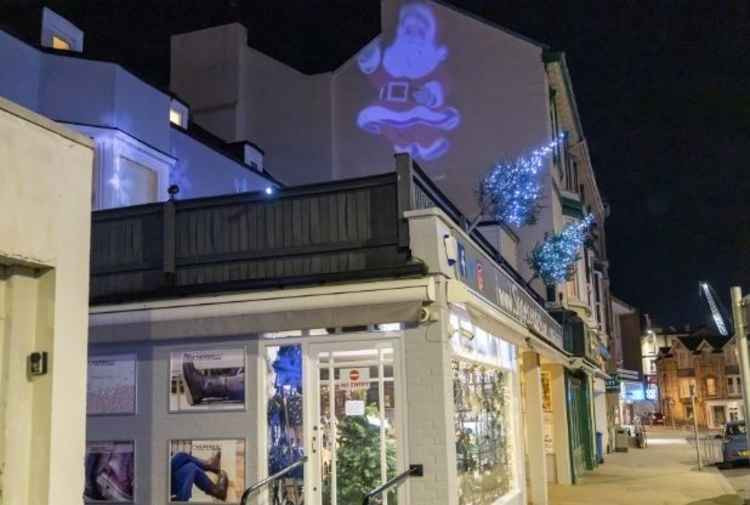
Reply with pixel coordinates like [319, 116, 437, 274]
[566, 369, 596, 481]
[553, 308, 599, 483]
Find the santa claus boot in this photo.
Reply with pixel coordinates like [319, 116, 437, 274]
[182, 361, 228, 405]
[208, 470, 229, 501]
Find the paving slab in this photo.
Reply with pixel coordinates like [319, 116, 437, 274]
[549, 428, 741, 505]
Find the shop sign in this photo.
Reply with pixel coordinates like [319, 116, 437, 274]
[455, 237, 563, 349]
[345, 400, 366, 416]
[605, 375, 621, 392]
[340, 368, 370, 391]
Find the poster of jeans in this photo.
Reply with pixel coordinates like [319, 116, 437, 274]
[84, 441, 135, 502]
[169, 439, 245, 503]
[169, 349, 245, 412]
[87, 354, 137, 415]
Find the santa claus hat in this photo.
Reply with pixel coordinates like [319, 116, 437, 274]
[398, 3, 437, 39]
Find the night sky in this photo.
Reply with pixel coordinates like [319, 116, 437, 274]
[3, 1, 749, 327]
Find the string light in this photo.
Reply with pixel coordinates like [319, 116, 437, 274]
[527, 213, 595, 286]
[474, 134, 563, 229]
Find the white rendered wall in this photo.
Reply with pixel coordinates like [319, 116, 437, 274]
[0, 96, 93, 505]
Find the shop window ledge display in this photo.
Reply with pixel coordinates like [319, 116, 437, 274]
[453, 360, 514, 505]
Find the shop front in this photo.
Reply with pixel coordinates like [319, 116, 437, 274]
[85, 156, 569, 505]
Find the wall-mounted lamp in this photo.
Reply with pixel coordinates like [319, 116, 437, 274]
[443, 234, 458, 266]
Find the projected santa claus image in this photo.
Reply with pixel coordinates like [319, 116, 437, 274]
[357, 2, 460, 161]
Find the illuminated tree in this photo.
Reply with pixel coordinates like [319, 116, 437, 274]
[469, 135, 563, 232]
[527, 214, 595, 286]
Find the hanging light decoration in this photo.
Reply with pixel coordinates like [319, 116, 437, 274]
[527, 214, 595, 286]
[471, 134, 564, 231]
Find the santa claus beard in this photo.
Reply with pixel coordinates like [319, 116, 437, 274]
[382, 39, 447, 79]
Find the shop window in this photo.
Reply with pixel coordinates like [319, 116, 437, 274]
[453, 360, 515, 504]
[265, 345, 304, 505]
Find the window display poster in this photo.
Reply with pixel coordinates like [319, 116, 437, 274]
[87, 354, 136, 415]
[84, 441, 135, 502]
[169, 439, 245, 503]
[169, 349, 245, 412]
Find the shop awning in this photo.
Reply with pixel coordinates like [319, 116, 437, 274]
[568, 357, 610, 380]
[90, 277, 435, 343]
[446, 281, 569, 364]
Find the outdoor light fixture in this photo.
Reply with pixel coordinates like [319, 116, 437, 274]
[265, 187, 274, 195]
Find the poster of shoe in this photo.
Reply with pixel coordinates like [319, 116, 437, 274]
[87, 354, 137, 415]
[84, 441, 135, 502]
[169, 349, 245, 412]
[169, 439, 245, 503]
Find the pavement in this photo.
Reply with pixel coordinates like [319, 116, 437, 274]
[719, 464, 750, 503]
[549, 427, 744, 505]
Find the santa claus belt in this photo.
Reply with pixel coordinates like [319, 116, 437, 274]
[379, 81, 411, 102]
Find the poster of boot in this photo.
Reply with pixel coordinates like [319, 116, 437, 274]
[169, 439, 245, 503]
[87, 354, 137, 415]
[169, 349, 245, 412]
[84, 441, 135, 502]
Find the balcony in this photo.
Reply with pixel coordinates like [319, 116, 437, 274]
[677, 368, 695, 377]
[90, 155, 549, 313]
[91, 173, 420, 303]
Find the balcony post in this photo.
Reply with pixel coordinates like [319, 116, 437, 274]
[162, 200, 176, 286]
[395, 153, 415, 249]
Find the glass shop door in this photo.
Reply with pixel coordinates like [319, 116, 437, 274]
[310, 341, 402, 505]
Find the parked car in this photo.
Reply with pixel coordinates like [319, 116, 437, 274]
[650, 413, 665, 425]
[721, 421, 748, 467]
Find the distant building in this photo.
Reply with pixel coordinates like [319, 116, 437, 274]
[610, 297, 646, 425]
[655, 327, 744, 429]
[642, 326, 688, 405]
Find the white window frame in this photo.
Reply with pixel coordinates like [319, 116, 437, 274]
[66, 124, 175, 210]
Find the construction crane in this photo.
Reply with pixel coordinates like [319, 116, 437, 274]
[699, 282, 731, 336]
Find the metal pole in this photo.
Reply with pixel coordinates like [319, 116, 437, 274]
[730, 286, 750, 456]
[692, 393, 702, 471]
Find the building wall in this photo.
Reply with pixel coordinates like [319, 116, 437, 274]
[0, 31, 42, 111]
[620, 313, 643, 377]
[169, 23, 246, 144]
[171, 23, 335, 186]
[169, 127, 271, 199]
[0, 96, 93, 505]
[169, 0, 551, 274]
